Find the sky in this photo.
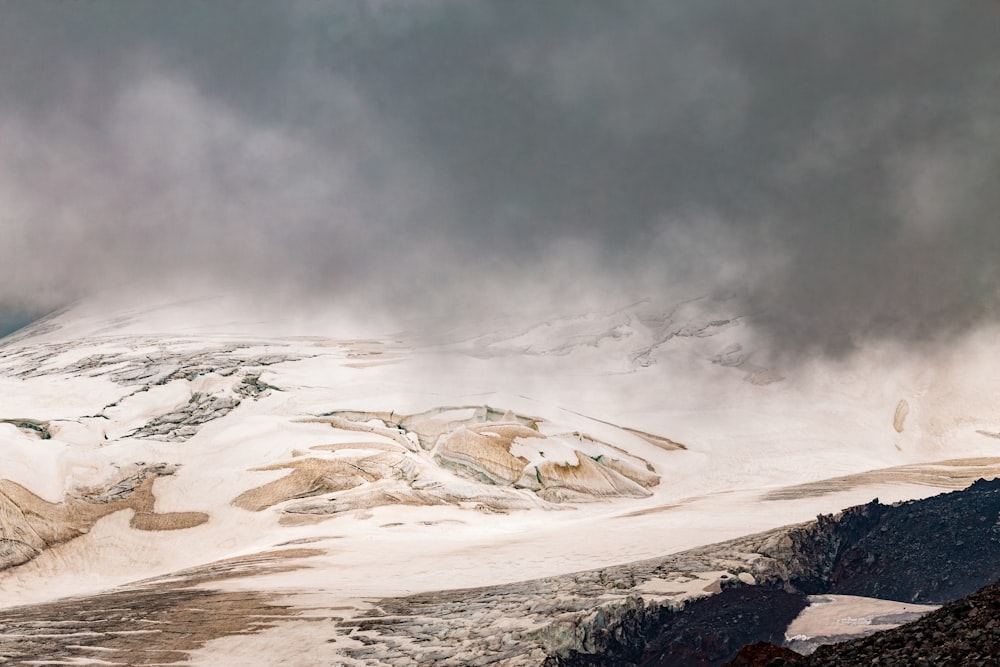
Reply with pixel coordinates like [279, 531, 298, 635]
[1, 1, 999, 355]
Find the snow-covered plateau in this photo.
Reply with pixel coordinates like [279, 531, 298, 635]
[1, 294, 998, 665]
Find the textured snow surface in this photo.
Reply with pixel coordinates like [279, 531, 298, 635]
[1, 294, 998, 663]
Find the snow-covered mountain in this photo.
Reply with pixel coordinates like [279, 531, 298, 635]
[1, 294, 998, 664]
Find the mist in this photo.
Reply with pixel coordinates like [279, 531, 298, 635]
[1, 0, 999, 356]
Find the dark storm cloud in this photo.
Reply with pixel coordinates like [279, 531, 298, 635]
[1, 0, 999, 354]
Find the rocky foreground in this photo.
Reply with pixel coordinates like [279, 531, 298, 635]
[730, 579, 1000, 666]
[802, 579, 1000, 666]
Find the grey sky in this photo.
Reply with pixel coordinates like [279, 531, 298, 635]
[1, 1, 999, 354]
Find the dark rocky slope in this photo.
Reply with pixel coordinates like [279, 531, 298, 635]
[825, 479, 1000, 603]
[549, 478, 1000, 666]
[754, 477, 1000, 604]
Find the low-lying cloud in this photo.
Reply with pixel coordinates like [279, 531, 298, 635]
[1, 0, 999, 356]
